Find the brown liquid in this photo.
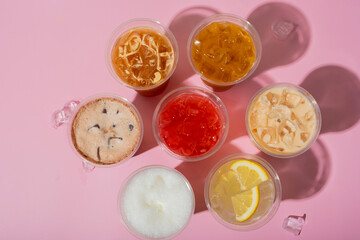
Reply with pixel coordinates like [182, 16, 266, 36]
[192, 21, 256, 83]
[111, 27, 174, 88]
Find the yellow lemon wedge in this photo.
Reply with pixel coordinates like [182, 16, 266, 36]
[230, 159, 269, 191]
[231, 186, 259, 222]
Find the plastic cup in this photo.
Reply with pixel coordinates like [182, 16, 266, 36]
[153, 86, 229, 161]
[67, 93, 143, 168]
[246, 82, 321, 158]
[187, 13, 262, 91]
[106, 18, 179, 96]
[118, 165, 195, 240]
[204, 153, 282, 230]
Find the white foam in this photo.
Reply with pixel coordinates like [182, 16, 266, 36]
[121, 167, 194, 239]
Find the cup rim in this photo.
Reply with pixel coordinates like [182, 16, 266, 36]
[245, 82, 322, 158]
[117, 165, 195, 240]
[187, 13, 262, 87]
[105, 18, 179, 91]
[204, 153, 282, 231]
[67, 93, 144, 168]
[152, 86, 229, 161]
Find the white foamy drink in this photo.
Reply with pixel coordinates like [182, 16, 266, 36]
[119, 166, 194, 239]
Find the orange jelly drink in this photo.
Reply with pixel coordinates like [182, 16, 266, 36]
[188, 14, 261, 90]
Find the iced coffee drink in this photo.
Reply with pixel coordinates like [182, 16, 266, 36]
[107, 19, 178, 96]
[246, 83, 321, 157]
[188, 14, 261, 90]
[70, 96, 142, 166]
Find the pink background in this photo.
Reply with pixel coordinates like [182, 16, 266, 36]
[1, 0, 360, 239]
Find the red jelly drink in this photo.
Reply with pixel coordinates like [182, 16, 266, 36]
[154, 87, 228, 161]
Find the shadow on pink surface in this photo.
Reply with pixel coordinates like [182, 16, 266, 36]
[247, 2, 311, 76]
[258, 139, 331, 200]
[301, 65, 360, 134]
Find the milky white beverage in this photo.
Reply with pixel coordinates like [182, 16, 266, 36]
[119, 166, 195, 239]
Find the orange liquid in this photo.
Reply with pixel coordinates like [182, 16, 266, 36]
[111, 27, 174, 88]
[192, 21, 256, 83]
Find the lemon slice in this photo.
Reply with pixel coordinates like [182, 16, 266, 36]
[231, 186, 259, 222]
[230, 159, 269, 191]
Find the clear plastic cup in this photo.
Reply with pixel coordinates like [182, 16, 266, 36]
[118, 165, 195, 240]
[187, 13, 262, 91]
[204, 153, 282, 231]
[153, 86, 229, 161]
[66, 93, 143, 168]
[106, 18, 179, 96]
[246, 82, 321, 158]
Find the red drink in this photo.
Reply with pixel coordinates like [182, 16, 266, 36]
[158, 93, 222, 157]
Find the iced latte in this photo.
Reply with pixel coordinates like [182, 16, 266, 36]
[246, 83, 321, 157]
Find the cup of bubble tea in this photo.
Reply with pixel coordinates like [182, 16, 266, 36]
[246, 82, 322, 158]
[188, 13, 262, 91]
[106, 18, 179, 96]
[205, 153, 282, 230]
[118, 165, 195, 239]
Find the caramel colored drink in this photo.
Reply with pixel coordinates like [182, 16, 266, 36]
[111, 28, 174, 87]
[188, 14, 261, 90]
[107, 19, 178, 96]
[246, 83, 321, 157]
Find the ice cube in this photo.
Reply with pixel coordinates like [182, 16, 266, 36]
[268, 105, 291, 119]
[82, 160, 95, 172]
[282, 132, 295, 146]
[266, 92, 280, 105]
[304, 111, 314, 121]
[285, 93, 302, 108]
[210, 195, 221, 210]
[262, 134, 271, 143]
[282, 214, 306, 236]
[272, 20, 297, 40]
[52, 100, 80, 128]
[251, 110, 267, 128]
[260, 95, 271, 106]
[285, 120, 297, 132]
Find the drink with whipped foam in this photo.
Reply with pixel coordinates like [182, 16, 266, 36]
[118, 166, 195, 239]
